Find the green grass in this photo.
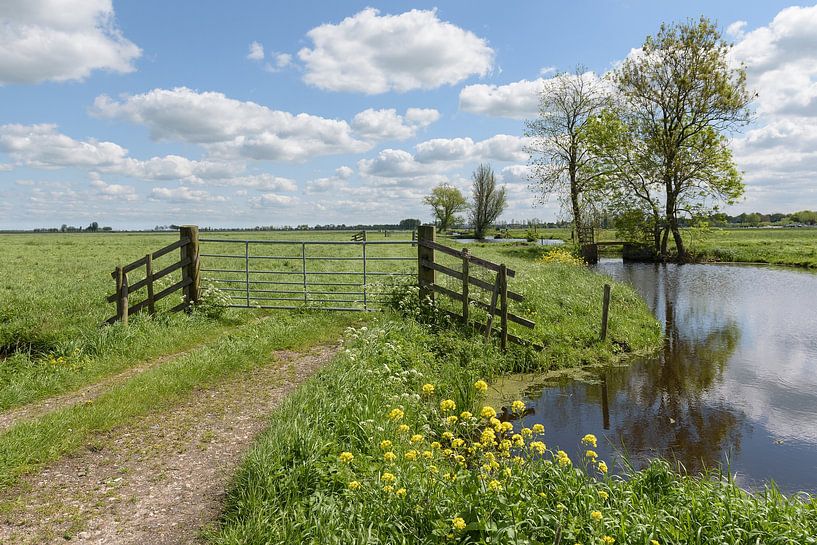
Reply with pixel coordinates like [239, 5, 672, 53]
[686, 227, 817, 268]
[211, 314, 816, 544]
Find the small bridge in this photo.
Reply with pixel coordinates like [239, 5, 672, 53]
[576, 228, 626, 264]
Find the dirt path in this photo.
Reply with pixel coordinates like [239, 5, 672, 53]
[0, 344, 337, 545]
[0, 350, 191, 434]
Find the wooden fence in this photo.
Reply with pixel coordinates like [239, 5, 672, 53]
[416, 225, 536, 350]
[105, 225, 201, 324]
[351, 230, 367, 241]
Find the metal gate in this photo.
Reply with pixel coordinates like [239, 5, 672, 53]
[198, 237, 415, 311]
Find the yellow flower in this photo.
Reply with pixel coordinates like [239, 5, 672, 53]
[428, 465, 439, 473]
[422, 383, 435, 395]
[380, 440, 393, 450]
[405, 450, 418, 461]
[474, 380, 488, 393]
[440, 399, 456, 412]
[383, 485, 394, 493]
[585, 449, 598, 460]
[521, 427, 533, 438]
[388, 408, 405, 421]
[556, 503, 566, 511]
[598, 490, 609, 500]
[591, 510, 602, 522]
[422, 450, 433, 459]
[602, 537, 615, 545]
[384, 452, 397, 463]
[451, 438, 465, 449]
[530, 441, 546, 455]
[338, 452, 354, 463]
[431, 441, 442, 449]
[397, 424, 410, 433]
[441, 431, 454, 441]
[511, 400, 526, 414]
[347, 480, 361, 490]
[556, 450, 571, 467]
[444, 472, 457, 482]
[410, 434, 424, 444]
[480, 406, 497, 419]
[481, 428, 496, 444]
[488, 479, 502, 492]
[512, 434, 524, 447]
[489, 417, 501, 429]
[446, 415, 458, 425]
[533, 424, 545, 434]
[452, 517, 466, 531]
[581, 433, 597, 448]
[499, 439, 512, 452]
[598, 461, 608, 474]
[381, 472, 396, 483]
[650, 541, 660, 545]
[460, 411, 473, 420]
[395, 487, 407, 497]
[503, 467, 512, 477]
[501, 422, 514, 434]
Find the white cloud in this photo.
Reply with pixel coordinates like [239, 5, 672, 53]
[0, 123, 127, 167]
[0, 0, 141, 84]
[91, 178, 137, 201]
[351, 107, 439, 141]
[459, 78, 545, 119]
[249, 193, 297, 207]
[298, 8, 493, 94]
[150, 186, 226, 203]
[273, 52, 292, 68]
[247, 41, 265, 61]
[92, 87, 370, 161]
[215, 173, 298, 192]
[726, 21, 747, 40]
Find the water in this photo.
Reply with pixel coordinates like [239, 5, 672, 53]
[514, 260, 817, 494]
[453, 237, 564, 245]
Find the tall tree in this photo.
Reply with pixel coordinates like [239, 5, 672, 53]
[525, 67, 609, 236]
[470, 164, 506, 239]
[612, 17, 753, 259]
[423, 183, 468, 232]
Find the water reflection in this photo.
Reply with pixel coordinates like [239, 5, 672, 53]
[516, 261, 817, 494]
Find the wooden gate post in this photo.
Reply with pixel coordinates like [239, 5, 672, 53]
[417, 225, 436, 303]
[180, 225, 200, 311]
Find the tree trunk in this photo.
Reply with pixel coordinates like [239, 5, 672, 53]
[671, 219, 686, 260]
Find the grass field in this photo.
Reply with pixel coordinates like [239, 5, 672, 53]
[686, 227, 817, 268]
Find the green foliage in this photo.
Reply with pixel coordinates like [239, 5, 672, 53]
[470, 164, 507, 239]
[424, 184, 469, 232]
[194, 283, 231, 319]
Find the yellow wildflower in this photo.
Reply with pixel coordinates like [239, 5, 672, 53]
[481, 406, 497, 419]
[474, 380, 488, 393]
[405, 450, 418, 461]
[598, 490, 609, 500]
[512, 434, 524, 447]
[388, 408, 405, 421]
[452, 517, 466, 531]
[602, 537, 615, 545]
[410, 434, 424, 444]
[338, 452, 354, 463]
[511, 400, 526, 414]
[440, 399, 456, 412]
[347, 480, 361, 490]
[585, 449, 598, 460]
[431, 441, 442, 449]
[460, 411, 473, 420]
[488, 479, 502, 492]
[556, 503, 566, 511]
[397, 424, 410, 433]
[533, 424, 545, 434]
[443, 448, 453, 457]
[591, 510, 602, 521]
[441, 431, 454, 441]
[521, 427, 533, 438]
[499, 439, 512, 452]
[422, 383, 435, 395]
[650, 541, 660, 545]
[381, 472, 396, 483]
[556, 450, 571, 467]
[451, 438, 465, 449]
[501, 421, 514, 433]
[581, 433, 597, 448]
[530, 441, 546, 455]
[422, 450, 433, 459]
[395, 487, 407, 497]
[503, 467, 512, 477]
[380, 440, 392, 450]
[429, 465, 438, 473]
[598, 461, 608, 474]
[384, 452, 397, 463]
[383, 485, 394, 493]
[446, 415, 458, 425]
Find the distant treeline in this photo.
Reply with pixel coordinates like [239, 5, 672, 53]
[705, 210, 817, 227]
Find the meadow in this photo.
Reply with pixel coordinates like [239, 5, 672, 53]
[686, 227, 817, 268]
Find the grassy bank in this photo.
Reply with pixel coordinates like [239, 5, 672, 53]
[686, 227, 817, 268]
[212, 313, 815, 544]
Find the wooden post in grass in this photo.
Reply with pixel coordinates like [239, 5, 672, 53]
[145, 253, 156, 315]
[180, 225, 200, 311]
[499, 264, 508, 351]
[461, 248, 470, 323]
[417, 225, 436, 303]
[115, 265, 128, 325]
[600, 283, 611, 341]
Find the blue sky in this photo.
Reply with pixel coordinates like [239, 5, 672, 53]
[1, 1, 814, 229]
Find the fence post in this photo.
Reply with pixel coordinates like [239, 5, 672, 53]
[145, 254, 156, 315]
[461, 248, 470, 323]
[115, 266, 128, 325]
[600, 283, 611, 341]
[179, 225, 200, 311]
[499, 264, 508, 351]
[417, 225, 436, 303]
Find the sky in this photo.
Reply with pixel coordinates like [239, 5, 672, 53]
[1, 0, 815, 230]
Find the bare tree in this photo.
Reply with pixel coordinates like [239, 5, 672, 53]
[525, 67, 609, 236]
[470, 164, 506, 239]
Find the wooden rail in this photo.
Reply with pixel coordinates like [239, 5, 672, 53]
[351, 230, 367, 241]
[105, 226, 200, 324]
[416, 226, 537, 351]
